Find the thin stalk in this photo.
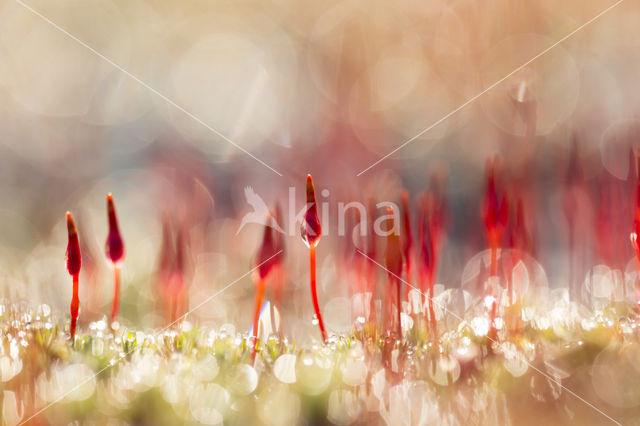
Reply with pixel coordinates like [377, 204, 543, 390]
[427, 274, 438, 342]
[251, 278, 266, 361]
[507, 264, 513, 305]
[636, 252, 640, 312]
[310, 246, 327, 342]
[110, 267, 120, 326]
[70, 274, 79, 341]
[396, 278, 402, 338]
[490, 242, 498, 277]
[488, 239, 499, 343]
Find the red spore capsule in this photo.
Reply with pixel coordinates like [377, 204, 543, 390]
[105, 193, 125, 266]
[105, 193, 125, 326]
[302, 175, 327, 342]
[301, 175, 322, 248]
[66, 212, 81, 276]
[66, 212, 81, 341]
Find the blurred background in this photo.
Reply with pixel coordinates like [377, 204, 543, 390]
[0, 0, 638, 340]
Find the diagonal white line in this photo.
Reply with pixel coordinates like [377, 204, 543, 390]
[17, 250, 283, 425]
[356, 0, 626, 176]
[355, 249, 621, 425]
[13, 0, 283, 177]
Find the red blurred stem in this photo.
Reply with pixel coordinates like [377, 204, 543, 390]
[310, 247, 327, 342]
[368, 264, 376, 324]
[507, 269, 513, 305]
[70, 274, 79, 341]
[635, 251, 640, 310]
[396, 278, 402, 338]
[427, 273, 437, 340]
[251, 277, 266, 361]
[110, 267, 120, 326]
[490, 242, 498, 277]
[488, 239, 498, 341]
[488, 299, 498, 342]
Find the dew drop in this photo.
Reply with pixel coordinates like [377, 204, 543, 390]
[274, 354, 297, 384]
[227, 364, 258, 395]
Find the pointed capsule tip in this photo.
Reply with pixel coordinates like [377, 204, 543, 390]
[66, 212, 77, 235]
[107, 193, 115, 210]
[107, 193, 119, 225]
[105, 193, 124, 264]
[66, 211, 81, 275]
[306, 175, 316, 203]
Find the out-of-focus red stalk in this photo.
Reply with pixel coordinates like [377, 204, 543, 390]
[366, 199, 378, 325]
[594, 180, 616, 267]
[271, 203, 286, 309]
[482, 158, 508, 277]
[303, 175, 327, 342]
[251, 277, 266, 359]
[251, 213, 278, 360]
[157, 215, 174, 324]
[66, 212, 81, 341]
[482, 158, 508, 340]
[400, 191, 413, 283]
[155, 215, 188, 325]
[172, 226, 186, 323]
[507, 197, 530, 303]
[563, 138, 584, 300]
[105, 194, 125, 326]
[344, 206, 366, 317]
[384, 207, 403, 338]
[418, 187, 443, 339]
[630, 150, 640, 308]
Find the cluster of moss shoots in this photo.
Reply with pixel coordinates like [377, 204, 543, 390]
[3, 168, 640, 425]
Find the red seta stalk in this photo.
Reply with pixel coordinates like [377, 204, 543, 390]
[157, 215, 174, 324]
[384, 208, 403, 339]
[155, 216, 188, 325]
[65, 212, 81, 342]
[629, 150, 640, 308]
[252, 213, 278, 360]
[302, 175, 327, 342]
[365, 199, 378, 325]
[271, 203, 286, 310]
[418, 184, 444, 340]
[111, 268, 120, 323]
[309, 246, 326, 340]
[418, 201, 435, 332]
[172, 226, 187, 323]
[507, 197, 530, 303]
[400, 191, 413, 283]
[251, 277, 265, 361]
[563, 138, 583, 300]
[482, 158, 508, 339]
[105, 193, 125, 326]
